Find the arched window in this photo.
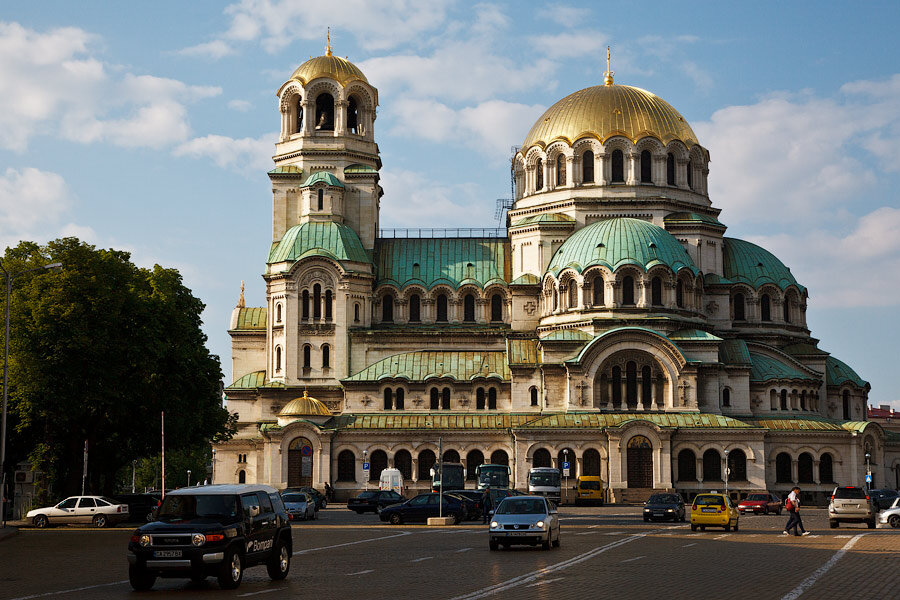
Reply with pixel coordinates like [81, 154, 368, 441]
[383, 388, 393, 410]
[640, 150, 652, 183]
[625, 361, 638, 406]
[783, 297, 791, 323]
[611, 149, 624, 183]
[641, 366, 652, 406]
[303, 345, 311, 369]
[842, 390, 850, 420]
[488, 388, 497, 410]
[666, 152, 675, 185]
[611, 365, 622, 405]
[317, 188, 324, 210]
[775, 452, 792, 483]
[556, 154, 566, 186]
[382, 295, 394, 322]
[533, 448, 551, 468]
[354, 303, 360, 323]
[296, 98, 303, 132]
[466, 450, 484, 480]
[409, 294, 421, 322]
[463, 293, 475, 322]
[369, 450, 387, 481]
[592, 275, 604, 306]
[476, 387, 485, 410]
[676, 281, 684, 308]
[761, 294, 771, 321]
[582, 150, 594, 182]
[444, 449, 460, 464]
[622, 275, 635, 305]
[582, 449, 601, 476]
[337, 450, 355, 481]
[722, 388, 731, 407]
[441, 387, 450, 410]
[418, 450, 436, 480]
[313, 283, 321, 320]
[490, 450, 509, 466]
[780, 389, 788, 410]
[347, 96, 359, 134]
[535, 158, 544, 191]
[800, 391, 806, 411]
[651, 277, 662, 306]
[703, 449, 722, 481]
[728, 449, 747, 481]
[395, 450, 412, 480]
[687, 159, 694, 189]
[276, 303, 282, 323]
[436, 294, 448, 322]
[733, 293, 745, 321]
[820, 453, 834, 483]
[302, 290, 310, 320]
[568, 280, 577, 309]
[324, 290, 332, 320]
[798, 452, 814, 483]
[491, 293, 503, 322]
[321, 345, 330, 369]
[314, 93, 334, 130]
[238, 470, 246, 483]
[275, 346, 282, 371]
[395, 388, 405, 410]
[430, 388, 439, 410]
[530, 386, 539, 407]
[677, 449, 697, 481]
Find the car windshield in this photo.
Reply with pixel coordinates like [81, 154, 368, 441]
[579, 480, 601, 491]
[357, 491, 377, 499]
[529, 472, 560, 486]
[157, 494, 240, 522]
[746, 494, 768, 501]
[648, 494, 680, 504]
[282, 494, 307, 503]
[496, 498, 546, 515]
[834, 488, 867, 499]
[693, 495, 725, 506]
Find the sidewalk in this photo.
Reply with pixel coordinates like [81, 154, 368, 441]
[0, 525, 19, 542]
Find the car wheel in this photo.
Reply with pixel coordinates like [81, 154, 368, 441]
[829, 519, 839, 529]
[145, 511, 154, 523]
[450, 513, 461, 525]
[266, 539, 291, 580]
[690, 524, 697, 531]
[93, 515, 108, 528]
[33, 514, 49, 528]
[552, 532, 560, 548]
[700, 526, 706, 531]
[889, 515, 900, 528]
[128, 563, 156, 591]
[724, 523, 731, 532]
[734, 521, 739, 532]
[489, 540, 499, 551]
[867, 520, 876, 529]
[542, 536, 551, 550]
[217, 548, 244, 590]
[389, 513, 402, 525]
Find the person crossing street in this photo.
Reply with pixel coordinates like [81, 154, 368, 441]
[782, 486, 810, 536]
[481, 486, 492, 524]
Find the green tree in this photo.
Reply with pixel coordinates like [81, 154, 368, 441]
[3, 238, 234, 500]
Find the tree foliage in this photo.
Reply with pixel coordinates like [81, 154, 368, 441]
[3, 238, 234, 499]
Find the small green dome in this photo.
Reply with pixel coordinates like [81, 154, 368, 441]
[546, 218, 697, 276]
[301, 171, 344, 188]
[723, 238, 804, 291]
[268, 221, 369, 265]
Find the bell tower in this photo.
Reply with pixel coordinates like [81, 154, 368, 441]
[270, 35, 381, 249]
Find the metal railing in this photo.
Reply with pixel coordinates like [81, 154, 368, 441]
[378, 228, 507, 239]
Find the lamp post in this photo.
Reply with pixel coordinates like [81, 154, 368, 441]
[865, 452, 872, 490]
[186, 469, 191, 487]
[0, 259, 62, 527]
[724, 449, 730, 499]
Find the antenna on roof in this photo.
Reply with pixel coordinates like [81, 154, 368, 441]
[495, 146, 520, 227]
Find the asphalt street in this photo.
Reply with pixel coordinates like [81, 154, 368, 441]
[1, 506, 897, 600]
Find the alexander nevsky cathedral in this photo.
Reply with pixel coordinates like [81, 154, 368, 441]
[213, 44, 900, 503]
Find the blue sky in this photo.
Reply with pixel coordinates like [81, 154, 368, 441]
[2, 1, 898, 408]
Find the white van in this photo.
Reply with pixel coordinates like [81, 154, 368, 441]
[379, 468, 404, 496]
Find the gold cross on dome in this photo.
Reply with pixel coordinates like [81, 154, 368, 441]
[325, 27, 332, 56]
[604, 46, 615, 86]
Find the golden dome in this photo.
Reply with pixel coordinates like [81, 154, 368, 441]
[521, 84, 699, 150]
[279, 390, 332, 418]
[290, 53, 368, 87]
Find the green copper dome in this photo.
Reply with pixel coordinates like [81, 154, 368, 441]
[722, 238, 804, 292]
[301, 171, 344, 188]
[546, 218, 698, 276]
[268, 221, 369, 265]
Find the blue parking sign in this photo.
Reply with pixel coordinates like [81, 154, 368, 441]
[562, 461, 570, 470]
[363, 462, 370, 471]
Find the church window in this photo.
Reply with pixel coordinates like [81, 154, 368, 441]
[651, 277, 662, 306]
[780, 389, 788, 411]
[395, 388, 404, 410]
[325, 290, 332, 320]
[677, 449, 696, 481]
[536, 158, 544, 190]
[490, 293, 503, 322]
[640, 150, 652, 183]
[530, 386, 539, 406]
[476, 387, 486, 410]
[430, 388, 439, 410]
[556, 154, 566, 186]
[568, 280, 577, 309]
[800, 391, 806, 410]
[676, 281, 684, 308]
[783, 297, 791, 323]
[463, 293, 475, 322]
[733, 293, 745, 321]
[369, 450, 387, 481]
[582, 150, 594, 182]
[337, 450, 355, 482]
[728, 449, 747, 481]
[611, 149, 624, 183]
[532, 448, 551, 468]
[761, 294, 771, 321]
[611, 366, 622, 405]
[441, 387, 450, 410]
[296, 98, 303, 132]
[302, 290, 310, 320]
[593, 275, 604, 305]
[238, 470, 246, 484]
[418, 450, 436, 480]
[625, 361, 638, 406]
[347, 96, 359, 134]
[322, 344, 330, 369]
[622, 275, 635, 305]
[384, 388, 393, 410]
[412, 263, 421, 279]
[687, 159, 694, 189]
[775, 452, 792, 483]
[382, 295, 394, 322]
[466, 450, 484, 480]
[842, 390, 850, 420]
[466, 262, 475, 279]
[317, 188, 324, 210]
[394, 450, 412, 480]
[275, 346, 282, 372]
[354, 303, 360, 323]
[314, 93, 334, 130]
[641, 366, 652, 407]
[666, 153, 676, 185]
[436, 294, 448, 322]
[722, 388, 731, 407]
[313, 284, 321, 320]
[276, 303, 282, 323]
[303, 345, 311, 369]
[409, 294, 421, 322]
[488, 388, 497, 410]
[820, 453, 834, 482]
[702, 449, 721, 481]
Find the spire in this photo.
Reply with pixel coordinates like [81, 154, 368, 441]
[237, 280, 245, 308]
[325, 27, 332, 57]
[603, 46, 615, 86]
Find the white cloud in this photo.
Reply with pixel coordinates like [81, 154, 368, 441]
[174, 133, 276, 172]
[536, 4, 591, 27]
[178, 39, 235, 59]
[228, 99, 253, 112]
[0, 168, 69, 230]
[530, 31, 608, 58]
[379, 169, 493, 229]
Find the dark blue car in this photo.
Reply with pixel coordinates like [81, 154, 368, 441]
[378, 493, 466, 525]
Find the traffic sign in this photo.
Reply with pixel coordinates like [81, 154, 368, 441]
[562, 461, 570, 469]
[363, 462, 370, 471]
[562, 461, 570, 477]
[866, 472, 872, 483]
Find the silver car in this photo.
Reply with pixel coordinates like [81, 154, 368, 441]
[878, 497, 900, 528]
[26, 495, 130, 528]
[282, 492, 317, 521]
[828, 486, 875, 529]
[488, 495, 560, 551]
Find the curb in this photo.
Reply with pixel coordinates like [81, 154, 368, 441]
[0, 526, 19, 542]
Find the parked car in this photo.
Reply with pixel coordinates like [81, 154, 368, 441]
[488, 495, 560, 551]
[737, 492, 783, 515]
[828, 486, 875, 529]
[877, 497, 900, 528]
[282, 491, 317, 521]
[378, 493, 466, 525]
[283, 487, 327, 510]
[574, 476, 604, 506]
[111, 493, 162, 523]
[869, 489, 900, 511]
[26, 495, 130, 528]
[127, 484, 292, 591]
[347, 490, 404, 514]
[643, 493, 686, 522]
[690, 493, 739, 532]
[445, 490, 485, 520]
[444, 492, 478, 520]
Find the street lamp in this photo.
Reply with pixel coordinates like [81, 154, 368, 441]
[186, 469, 192, 487]
[865, 452, 872, 490]
[724, 449, 730, 498]
[0, 259, 62, 527]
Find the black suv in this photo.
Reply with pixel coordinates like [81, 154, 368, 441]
[127, 484, 292, 590]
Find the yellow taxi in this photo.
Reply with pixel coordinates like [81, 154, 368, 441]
[690, 492, 739, 532]
[574, 476, 604, 505]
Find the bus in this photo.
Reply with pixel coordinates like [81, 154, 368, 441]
[432, 462, 465, 492]
[475, 464, 511, 489]
[528, 467, 561, 503]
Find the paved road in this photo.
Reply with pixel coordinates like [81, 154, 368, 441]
[2, 506, 897, 599]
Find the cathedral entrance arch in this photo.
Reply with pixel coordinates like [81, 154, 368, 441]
[626, 436, 653, 488]
[288, 437, 314, 488]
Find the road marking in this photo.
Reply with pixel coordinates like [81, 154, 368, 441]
[620, 556, 645, 563]
[576, 530, 599, 536]
[807, 535, 820, 538]
[713, 534, 730, 540]
[835, 535, 851, 538]
[10, 580, 128, 600]
[346, 570, 374, 576]
[526, 577, 565, 587]
[450, 531, 653, 600]
[411, 556, 433, 562]
[456, 547, 473, 553]
[604, 531, 625, 535]
[293, 531, 411, 555]
[682, 543, 697, 547]
[779, 533, 867, 600]
[238, 589, 282, 597]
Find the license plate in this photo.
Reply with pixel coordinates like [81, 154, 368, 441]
[154, 550, 182, 558]
[505, 532, 527, 536]
[701, 507, 717, 513]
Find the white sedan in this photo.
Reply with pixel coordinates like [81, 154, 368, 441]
[26, 495, 130, 528]
[879, 497, 900, 528]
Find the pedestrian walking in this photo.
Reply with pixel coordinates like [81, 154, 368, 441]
[481, 486, 492, 524]
[324, 482, 334, 502]
[782, 486, 809, 536]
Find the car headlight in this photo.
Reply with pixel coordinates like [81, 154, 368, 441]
[535, 520, 545, 528]
[643, 508, 650, 512]
[192, 534, 206, 547]
[490, 521, 499, 529]
[139, 535, 151, 547]
[667, 509, 674, 512]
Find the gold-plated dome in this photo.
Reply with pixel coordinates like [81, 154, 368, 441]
[279, 390, 332, 418]
[522, 84, 698, 150]
[290, 54, 368, 87]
